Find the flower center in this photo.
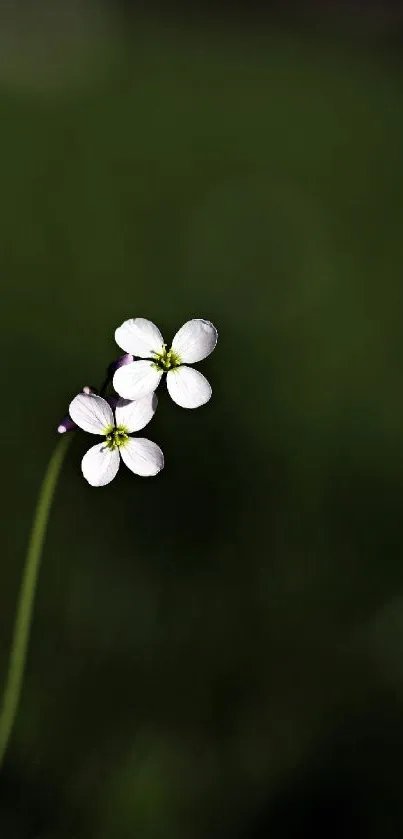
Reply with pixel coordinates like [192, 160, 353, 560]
[152, 344, 181, 372]
[104, 424, 129, 450]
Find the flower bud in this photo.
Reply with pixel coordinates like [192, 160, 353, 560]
[107, 353, 134, 378]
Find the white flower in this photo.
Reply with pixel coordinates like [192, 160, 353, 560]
[112, 318, 218, 409]
[69, 392, 164, 487]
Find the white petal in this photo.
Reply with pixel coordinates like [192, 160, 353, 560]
[113, 360, 163, 400]
[69, 393, 113, 434]
[81, 443, 120, 486]
[171, 319, 217, 363]
[166, 366, 212, 408]
[114, 318, 164, 357]
[120, 438, 164, 477]
[115, 392, 158, 433]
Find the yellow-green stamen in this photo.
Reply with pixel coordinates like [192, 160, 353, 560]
[104, 424, 129, 450]
[152, 344, 181, 372]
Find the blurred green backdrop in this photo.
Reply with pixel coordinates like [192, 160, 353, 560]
[2, 6, 403, 837]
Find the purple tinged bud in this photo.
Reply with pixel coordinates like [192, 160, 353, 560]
[57, 416, 77, 434]
[107, 353, 134, 376]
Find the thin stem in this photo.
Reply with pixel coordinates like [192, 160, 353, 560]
[0, 434, 71, 769]
[99, 376, 110, 398]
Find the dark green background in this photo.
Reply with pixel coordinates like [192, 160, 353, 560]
[2, 10, 403, 837]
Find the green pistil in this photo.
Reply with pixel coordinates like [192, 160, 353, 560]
[104, 424, 129, 450]
[152, 344, 181, 372]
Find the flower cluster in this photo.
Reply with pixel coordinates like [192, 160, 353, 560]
[59, 318, 218, 486]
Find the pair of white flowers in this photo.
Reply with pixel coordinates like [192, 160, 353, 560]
[66, 317, 218, 487]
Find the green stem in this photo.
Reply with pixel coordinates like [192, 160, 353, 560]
[0, 434, 71, 769]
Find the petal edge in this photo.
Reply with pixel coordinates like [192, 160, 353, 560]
[115, 318, 164, 357]
[81, 443, 120, 486]
[69, 393, 114, 434]
[120, 438, 164, 477]
[113, 360, 163, 400]
[115, 392, 158, 433]
[166, 366, 212, 408]
[171, 319, 217, 363]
